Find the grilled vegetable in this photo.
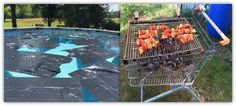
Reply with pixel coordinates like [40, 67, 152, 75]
[144, 39, 152, 49]
[149, 25, 158, 30]
[149, 37, 155, 43]
[171, 28, 178, 38]
[149, 29, 158, 37]
[152, 40, 159, 48]
[136, 38, 141, 46]
[141, 34, 149, 39]
[139, 47, 144, 55]
[178, 29, 185, 35]
[183, 24, 191, 28]
[136, 23, 196, 54]
[184, 29, 190, 34]
[177, 34, 194, 44]
[146, 42, 153, 49]
[162, 28, 172, 39]
[139, 39, 148, 52]
[192, 29, 196, 33]
[139, 29, 147, 35]
[138, 30, 150, 39]
[179, 24, 191, 29]
[159, 24, 168, 30]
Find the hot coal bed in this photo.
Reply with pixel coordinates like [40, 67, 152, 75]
[4, 28, 120, 102]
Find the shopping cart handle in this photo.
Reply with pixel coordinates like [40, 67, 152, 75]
[219, 37, 230, 46]
[194, 5, 231, 46]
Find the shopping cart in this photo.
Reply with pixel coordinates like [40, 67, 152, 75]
[123, 5, 230, 102]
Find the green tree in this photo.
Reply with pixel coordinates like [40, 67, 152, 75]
[102, 19, 120, 31]
[43, 4, 60, 27]
[4, 5, 11, 22]
[60, 4, 108, 28]
[16, 4, 32, 18]
[120, 4, 177, 31]
[107, 11, 119, 18]
[33, 4, 61, 27]
[31, 5, 41, 18]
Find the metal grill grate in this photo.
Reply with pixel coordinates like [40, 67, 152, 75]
[123, 16, 215, 86]
[124, 18, 203, 61]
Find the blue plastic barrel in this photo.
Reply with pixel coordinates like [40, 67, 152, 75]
[207, 4, 232, 38]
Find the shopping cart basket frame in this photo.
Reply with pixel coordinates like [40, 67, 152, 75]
[123, 6, 230, 102]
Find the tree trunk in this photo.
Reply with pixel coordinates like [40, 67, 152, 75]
[10, 4, 17, 28]
[47, 5, 52, 27]
[48, 18, 51, 27]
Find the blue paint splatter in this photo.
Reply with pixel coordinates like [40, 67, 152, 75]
[17, 47, 37, 52]
[17, 43, 88, 57]
[106, 55, 120, 65]
[4, 70, 12, 77]
[112, 56, 120, 65]
[55, 57, 95, 78]
[17, 47, 49, 53]
[81, 87, 98, 102]
[47, 37, 76, 44]
[4, 70, 37, 78]
[44, 43, 88, 56]
[106, 56, 116, 63]
[56, 57, 79, 78]
[108, 47, 120, 52]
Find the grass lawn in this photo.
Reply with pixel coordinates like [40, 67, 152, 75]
[4, 18, 119, 28]
[111, 18, 119, 24]
[120, 30, 232, 102]
[4, 18, 64, 28]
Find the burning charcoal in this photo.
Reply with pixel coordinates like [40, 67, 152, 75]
[160, 65, 173, 72]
